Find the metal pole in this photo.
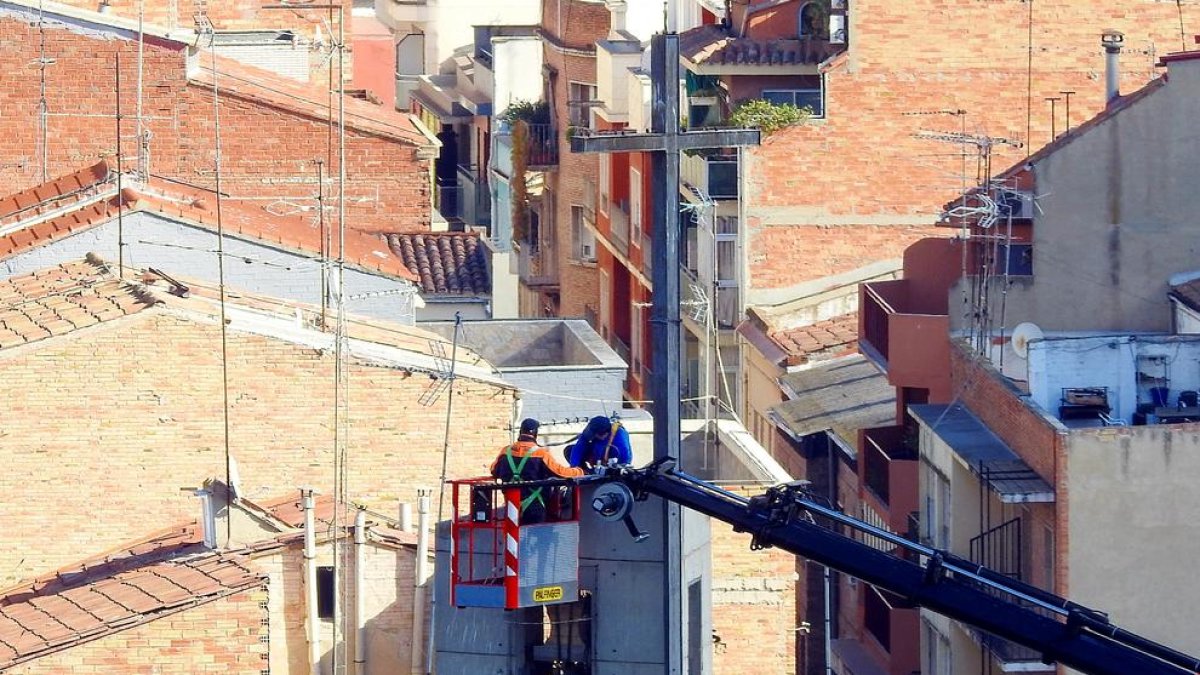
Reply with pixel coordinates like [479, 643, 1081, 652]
[649, 32, 683, 675]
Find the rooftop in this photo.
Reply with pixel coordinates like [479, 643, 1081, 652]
[0, 161, 419, 283]
[679, 24, 842, 73]
[386, 232, 490, 296]
[769, 312, 858, 366]
[422, 318, 625, 370]
[773, 355, 896, 449]
[0, 257, 155, 350]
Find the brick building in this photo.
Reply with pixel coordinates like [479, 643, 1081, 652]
[1, 489, 426, 674]
[0, 257, 516, 586]
[0, 1, 439, 235]
[858, 43, 1200, 674]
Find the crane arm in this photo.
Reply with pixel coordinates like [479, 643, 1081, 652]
[602, 460, 1200, 675]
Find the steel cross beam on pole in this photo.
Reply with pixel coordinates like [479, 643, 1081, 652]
[570, 32, 760, 675]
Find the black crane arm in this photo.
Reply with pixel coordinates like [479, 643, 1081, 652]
[605, 460, 1200, 675]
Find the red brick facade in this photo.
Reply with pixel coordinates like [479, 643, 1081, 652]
[9, 586, 269, 674]
[0, 12, 433, 234]
[744, 0, 1193, 292]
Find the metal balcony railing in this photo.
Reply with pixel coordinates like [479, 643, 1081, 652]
[526, 123, 558, 167]
[610, 201, 631, 256]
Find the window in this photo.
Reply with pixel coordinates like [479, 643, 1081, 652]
[798, 2, 828, 39]
[630, 168, 643, 245]
[317, 566, 335, 620]
[922, 619, 951, 675]
[571, 205, 596, 262]
[762, 87, 824, 118]
[568, 82, 597, 128]
[599, 153, 610, 214]
[922, 460, 950, 548]
[599, 269, 611, 338]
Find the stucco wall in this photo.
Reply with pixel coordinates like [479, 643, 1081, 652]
[986, 61, 1200, 332]
[0, 213, 417, 324]
[1065, 425, 1200, 655]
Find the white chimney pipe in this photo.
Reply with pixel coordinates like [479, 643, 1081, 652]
[302, 489, 321, 675]
[195, 488, 217, 550]
[411, 490, 433, 675]
[606, 0, 628, 38]
[1102, 29, 1125, 105]
[400, 502, 414, 533]
[354, 508, 368, 675]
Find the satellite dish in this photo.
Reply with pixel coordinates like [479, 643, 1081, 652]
[1011, 322, 1044, 359]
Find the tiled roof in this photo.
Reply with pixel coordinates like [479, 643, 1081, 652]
[387, 232, 490, 296]
[0, 527, 264, 670]
[679, 24, 842, 68]
[0, 161, 418, 282]
[769, 312, 858, 364]
[190, 52, 432, 145]
[0, 258, 156, 350]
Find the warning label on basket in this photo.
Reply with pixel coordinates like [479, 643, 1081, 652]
[533, 586, 564, 603]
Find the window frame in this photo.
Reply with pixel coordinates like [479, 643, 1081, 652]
[761, 85, 825, 118]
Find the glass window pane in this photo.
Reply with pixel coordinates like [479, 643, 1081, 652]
[762, 90, 792, 106]
[795, 90, 823, 116]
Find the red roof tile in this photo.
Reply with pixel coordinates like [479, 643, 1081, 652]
[0, 164, 418, 283]
[679, 24, 843, 68]
[387, 232, 490, 296]
[769, 312, 858, 365]
[0, 546, 264, 670]
[0, 258, 156, 350]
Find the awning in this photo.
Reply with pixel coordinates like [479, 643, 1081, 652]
[909, 404, 1055, 503]
[770, 355, 895, 451]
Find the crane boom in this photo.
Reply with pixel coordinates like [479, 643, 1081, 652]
[599, 459, 1200, 675]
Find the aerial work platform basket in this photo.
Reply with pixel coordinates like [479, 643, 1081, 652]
[449, 477, 581, 609]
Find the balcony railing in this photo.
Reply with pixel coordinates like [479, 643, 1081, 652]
[609, 332, 632, 369]
[455, 164, 490, 226]
[526, 123, 558, 167]
[860, 426, 919, 536]
[969, 516, 1023, 581]
[861, 283, 895, 365]
[863, 584, 918, 662]
[517, 244, 558, 288]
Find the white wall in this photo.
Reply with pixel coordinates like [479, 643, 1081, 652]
[491, 36, 544, 117]
[0, 212, 419, 325]
[1027, 335, 1200, 422]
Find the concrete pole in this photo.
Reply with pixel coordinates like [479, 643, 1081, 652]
[302, 489, 321, 675]
[413, 490, 433, 675]
[354, 508, 367, 675]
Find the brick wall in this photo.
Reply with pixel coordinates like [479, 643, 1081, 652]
[0, 13, 429, 233]
[10, 585, 269, 674]
[0, 310, 514, 585]
[710, 487, 798, 674]
[743, 0, 1194, 292]
[949, 341, 1061, 484]
[543, 0, 608, 318]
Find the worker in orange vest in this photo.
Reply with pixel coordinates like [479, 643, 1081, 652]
[490, 418, 583, 523]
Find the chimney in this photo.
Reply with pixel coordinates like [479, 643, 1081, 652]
[194, 488, 217, 549]
[607, 0, 628, 39]
[1102, 29, 1125, 105]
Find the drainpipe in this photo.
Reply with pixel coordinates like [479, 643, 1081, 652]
[413, 490, 433, 675]
[354, 508, 368, 675]
[1102, 29, 1124, 105]
[302, 489, 321, 675]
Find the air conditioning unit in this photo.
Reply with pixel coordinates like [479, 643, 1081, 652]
[997, 190, 1035, 220]
[581, 243, 596, 261]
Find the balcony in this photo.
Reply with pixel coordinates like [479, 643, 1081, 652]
[518, 244, 558, 288]
[437, 165, 490, 226]
[862, 584, 920, 675]
[860, 425, 919, 535]
[681, 152, 738, 201]
[860, 279, 950, 392]
[526, 123, 559, 168]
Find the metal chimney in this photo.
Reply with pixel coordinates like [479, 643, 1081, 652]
[1102, 29, 1125, 105]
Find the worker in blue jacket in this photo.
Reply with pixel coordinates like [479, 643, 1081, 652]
[567, 415, 633, 469]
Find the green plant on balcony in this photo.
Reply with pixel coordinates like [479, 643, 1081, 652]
[501, 99, 551, 126]
[511, 119, 531, 244]
[728, 98, 811, 136]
